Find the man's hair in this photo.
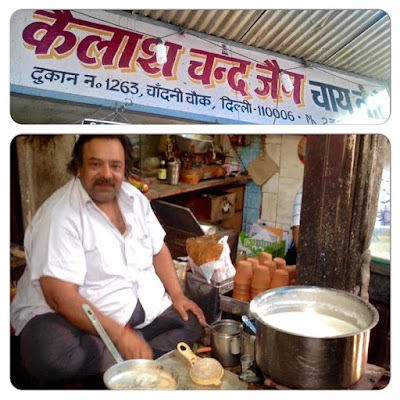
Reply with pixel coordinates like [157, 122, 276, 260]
[67, 135, 135, 179]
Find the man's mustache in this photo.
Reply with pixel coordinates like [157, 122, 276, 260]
[93, 178, 116, 186]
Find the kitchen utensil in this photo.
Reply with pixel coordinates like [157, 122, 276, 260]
[167, 160, 181, 185]
[177, 342, 224, 386]
[210, 320, 241, 367]
[82, 304, 178, 390]
[250, 286, 379, 389]
[205, 322, 214, 330]
[241, 315, 256, 334]
[82, 304, 123, 363]
[240, 318, 256, 358]
[240, 354, 254, 373]
[176, 134, 214, 153]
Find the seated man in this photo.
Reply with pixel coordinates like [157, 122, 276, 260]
[11, 135, 205, 388]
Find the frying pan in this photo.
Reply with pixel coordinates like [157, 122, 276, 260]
[82, 304, 179, 390]
[177, 342, 224, 386]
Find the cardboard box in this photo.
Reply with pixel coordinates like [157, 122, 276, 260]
[220, 210, 243, 232]
[224, 185, 245, 211]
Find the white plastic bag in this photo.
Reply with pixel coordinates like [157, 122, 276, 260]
[188, 236, 236, 283]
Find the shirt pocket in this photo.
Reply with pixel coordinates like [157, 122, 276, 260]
[126, 233, 154, 272]
[84, 240, 126, 283]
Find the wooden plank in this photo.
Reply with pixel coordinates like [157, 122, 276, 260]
[145, 174, 250, 200]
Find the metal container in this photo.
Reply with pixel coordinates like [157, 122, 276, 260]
[240, 319, 256, 358]
[176, 134, 214, 153]
[167, 160, 181, 185]
[104, 359, 179, 390]
[186, 273, 233, 324]
[211, 319, 241, 367]
[250, 286, 379, 389]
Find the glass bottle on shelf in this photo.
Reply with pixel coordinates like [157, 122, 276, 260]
[158, 159, 167, 181]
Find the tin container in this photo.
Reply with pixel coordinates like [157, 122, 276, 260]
[250, 286, 379, 389]
[211, 319, 241, 367]
[167, 160, 181, 185]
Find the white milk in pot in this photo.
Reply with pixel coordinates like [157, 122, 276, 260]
[259, 310, 361, 338]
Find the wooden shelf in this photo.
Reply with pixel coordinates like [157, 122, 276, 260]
[145, 174, 251, 201]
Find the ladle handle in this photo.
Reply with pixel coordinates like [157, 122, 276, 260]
[242, 315, 257, 334]
[82, 304, 124, 364]
[177, 342, 200, 366]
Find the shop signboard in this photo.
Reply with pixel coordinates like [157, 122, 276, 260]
[10, 9, 390, 125]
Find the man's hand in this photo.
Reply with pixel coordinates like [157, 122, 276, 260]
[115, 326, 154, 360]
[171, 293, 206, 327]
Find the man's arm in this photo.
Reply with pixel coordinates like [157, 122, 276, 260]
[40, 276, 153, 359]
[153, 244, 206, 326]
[292, 225, 300, 249]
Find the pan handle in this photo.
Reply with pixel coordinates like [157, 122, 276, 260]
[82, 304, 124, 364]
[177, 342, 200, 367]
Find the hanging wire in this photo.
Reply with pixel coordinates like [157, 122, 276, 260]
[71, 10, 386, 89]
[72, 104, 115, 124]
[311, 65, 384, 89]
[273, 76, 282, 125]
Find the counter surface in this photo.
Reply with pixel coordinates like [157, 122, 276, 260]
[158, 350, 248, 390]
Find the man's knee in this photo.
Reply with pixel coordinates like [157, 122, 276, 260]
[186, 311, 202, 339]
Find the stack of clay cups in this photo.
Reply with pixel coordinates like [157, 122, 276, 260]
[274, 257, 286, 269]
[250, 265, 271, 300]
[284, 265, 297, 285]
[258, 251, 273, 265]
[246, 257, 260, 273]
[233, 252, 294, 302]
[270, 268, 290, 288]
[232, 260, 253, 302]
[262, 259, 276, 279]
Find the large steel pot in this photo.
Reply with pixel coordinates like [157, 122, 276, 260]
[249, 286, 379, 389]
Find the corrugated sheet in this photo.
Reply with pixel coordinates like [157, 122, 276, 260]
[131, 9, 390, 84]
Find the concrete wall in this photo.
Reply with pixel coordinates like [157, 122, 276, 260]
[16, 135, 76, 230]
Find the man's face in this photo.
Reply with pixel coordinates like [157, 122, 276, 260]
[77, 138, 126, 204]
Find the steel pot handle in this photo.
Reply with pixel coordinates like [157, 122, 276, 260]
[229, 336, 241, 355]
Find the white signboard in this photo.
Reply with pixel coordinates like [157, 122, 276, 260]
[10, 9, 390, 125]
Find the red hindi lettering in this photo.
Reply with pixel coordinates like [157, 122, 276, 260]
[22, 10, 77, 56]
[77, 31, 143, 68]
[188, 49, 216, 86]
[254, 59, 280, 100]
[137, 38, 184, 78]
[188, 49, 252, 96]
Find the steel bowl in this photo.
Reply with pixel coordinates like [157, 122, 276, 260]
[103, 359, 179, 390]
[175, 134, 214, 153]
[250, 286, 379, 389]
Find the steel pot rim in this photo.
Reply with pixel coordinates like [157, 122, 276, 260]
[250, 285, 379, 339]
[211, 319, 241, 338]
